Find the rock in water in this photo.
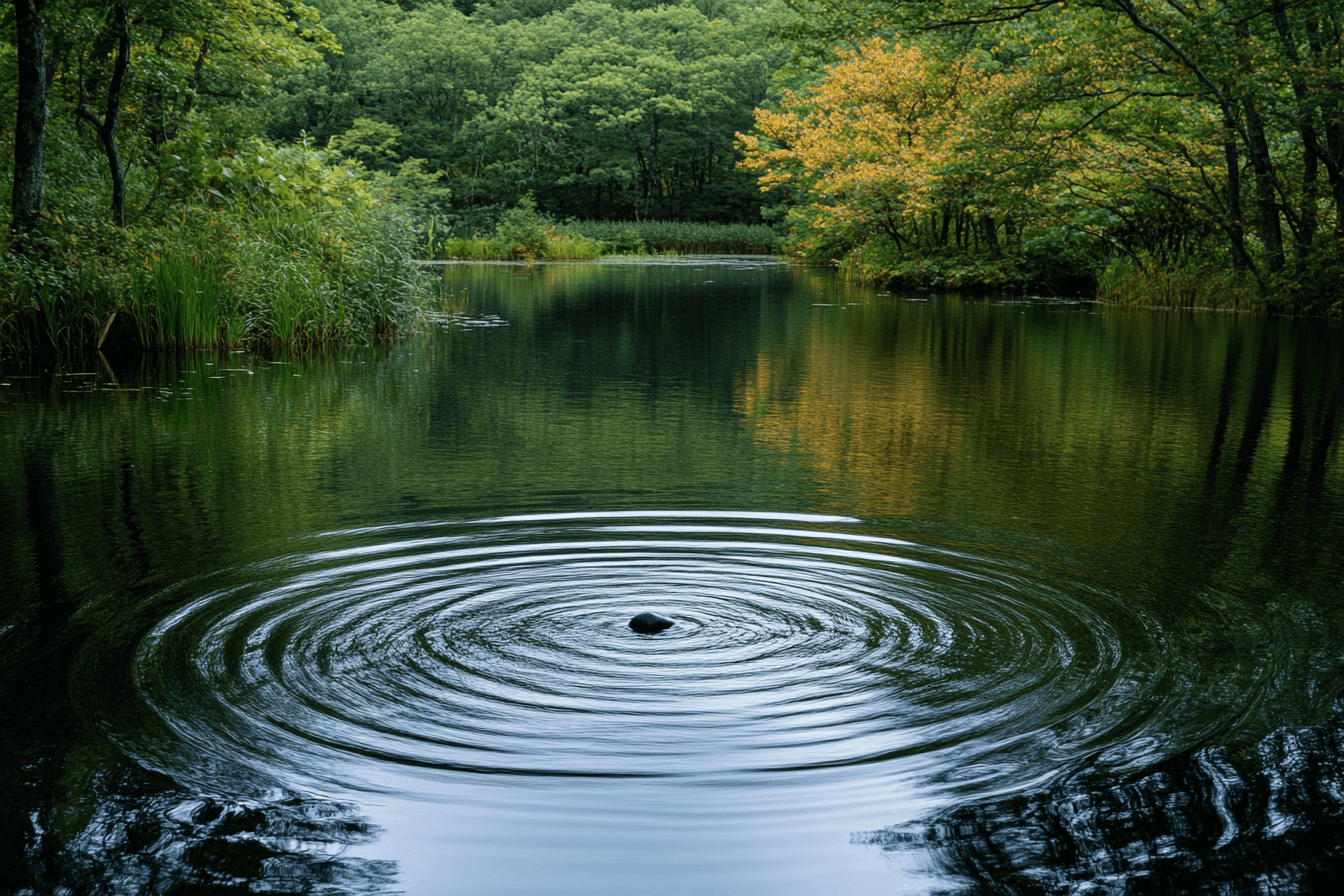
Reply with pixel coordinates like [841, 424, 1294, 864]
[629, 612, 674, 634]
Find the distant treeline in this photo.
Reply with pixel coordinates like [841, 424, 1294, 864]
[268, 0, 794, 226]
[7, 0, 1337, 363]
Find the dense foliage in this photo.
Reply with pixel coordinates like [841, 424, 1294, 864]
[1, 0, 429, 356]
[743, 0, 1344, 309]
[7, 0, 1340, 351]
[2, 1, 801, 359]
[266, 0, 794, 225]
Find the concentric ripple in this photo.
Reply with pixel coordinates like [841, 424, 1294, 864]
[130, 511, 1163, 788]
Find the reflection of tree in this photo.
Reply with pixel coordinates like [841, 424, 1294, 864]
[735, 307, 965, 517]
[859, 706, 1344, 894]
[22, 762, 394, 895]
[3, 428, 394, 896]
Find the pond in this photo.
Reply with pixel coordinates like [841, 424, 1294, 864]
[2, 257, 1342, 894]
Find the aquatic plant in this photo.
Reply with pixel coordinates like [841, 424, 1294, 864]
[1096, 258, 1262, 311]
[0, 131, 431, 359]
[538, 232, 606, 260]
[131, 253, 225, 349]
[562, 220, 782, 255]
[432, 219, 780, 260]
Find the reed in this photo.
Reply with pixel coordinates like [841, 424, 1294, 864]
[130, 254, 225, 348]
[434, 222, 780, 259]
[538, 232, 605, 260]
[1, 136, 431, 360]
[439, 237, 513, 260]
[1096, 259, 1261, 311]
[562, 220, 782, 255]
[436, 233, 606, 261]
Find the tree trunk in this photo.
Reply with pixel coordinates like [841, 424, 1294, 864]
[1222, 125, 1255, 272]
[1271, 0, 1320, 269]
[1243, 96, 1286, 275]
[1303, 11, 1344, 234]
[76, 3, 132, 228]
[979, 214, 1000, 257]
[11, 0, 49, 235]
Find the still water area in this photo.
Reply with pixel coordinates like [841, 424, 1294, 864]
[2, 257, 1343, 894]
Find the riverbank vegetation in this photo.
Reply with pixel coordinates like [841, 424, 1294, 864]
[6, 0, 1342, 361]
[1, 1, 431, 359]
[433, 214, 782, 260]
[2, 1, 799, 361]
[745, 0, 1344, 312]
[563, 220, 782, 255]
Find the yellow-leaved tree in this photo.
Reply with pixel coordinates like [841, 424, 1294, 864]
[740, 39, 1044, 270]
[739, 31, 1229, 290]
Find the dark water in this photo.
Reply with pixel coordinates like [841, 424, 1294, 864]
[2, 257, 1342, 894]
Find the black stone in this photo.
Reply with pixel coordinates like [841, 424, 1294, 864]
[629, 612, 674, 634]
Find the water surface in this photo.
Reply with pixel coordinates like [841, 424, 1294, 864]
[2, 257, 1342, 893]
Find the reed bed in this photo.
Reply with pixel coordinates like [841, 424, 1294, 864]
[1, 134, 434, 361]
[130, 254, 226, 349]
[2, 224, 425, 359]
[1096, 259, 1262, 311]
[437, 232, 606, 262]
[562, 220, 782, 255]
[434, 221, 781, 260]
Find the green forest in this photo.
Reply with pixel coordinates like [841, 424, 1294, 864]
[2, 0, 1342, 359]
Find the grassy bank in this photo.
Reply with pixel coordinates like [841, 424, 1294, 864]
[436, 230, 608, 262]
[562, 220, 783, 255]
[2, 139, 430, 361]
[431, 214, 783, 261]
[1095, 259, 1264, 312]
[824, 230, 1096, 296]
[810, 228, 1342, 314]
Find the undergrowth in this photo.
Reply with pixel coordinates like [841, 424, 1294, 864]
[1096, 259, 1263, 311]
[2, 137, 429, 360]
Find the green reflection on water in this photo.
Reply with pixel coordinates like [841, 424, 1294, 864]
[1, 259, 1342, 892]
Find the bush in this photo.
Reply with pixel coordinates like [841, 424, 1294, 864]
[495, 196, 551, 258]
[1, 134, 430, 358]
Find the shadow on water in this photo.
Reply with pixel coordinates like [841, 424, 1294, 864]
[1, 427, 394, 896]
[15, 764, 393, 896]
[856, 316, 1344, 894]
[861, 704, 1344, 894]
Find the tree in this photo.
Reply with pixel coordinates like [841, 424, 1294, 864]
[778, 0, 1344, 298]
[10, 0, 49, 235]
[269, 0, 793, 221]
[11, 0, 338, 232]
[73, 1, 130, 227]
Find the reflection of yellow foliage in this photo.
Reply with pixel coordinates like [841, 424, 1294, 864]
[735, 316, 963, 516]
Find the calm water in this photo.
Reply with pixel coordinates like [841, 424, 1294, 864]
[2, 257, 1342, 894]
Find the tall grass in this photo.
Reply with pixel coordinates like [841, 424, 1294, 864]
[562, 220, 782, 255]
[1, 135, 432, 360]
[434, 221, 781, 260]
[438, 237, 514, 261]
[437, 230, 606, 261]
[1096, 258, 1262, 311]
[131, 254, 225, 348]
[0, 252, 139, 359]
[535, 231, 607, 260]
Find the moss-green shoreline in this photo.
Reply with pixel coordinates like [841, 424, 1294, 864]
[431, 219, 783, 261]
